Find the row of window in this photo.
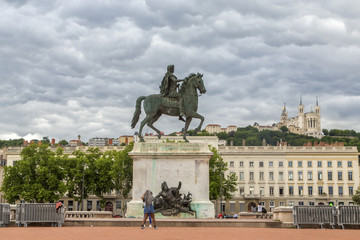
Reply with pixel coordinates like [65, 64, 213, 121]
[236, 170, 354, 181]
[231, 160, 353, 168]
[239, 186, 354, 196]
[288, 171, 353, 181]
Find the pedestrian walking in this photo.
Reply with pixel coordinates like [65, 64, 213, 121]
[141, 190, 157, 230]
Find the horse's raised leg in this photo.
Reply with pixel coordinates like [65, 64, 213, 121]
[147, 112, 163, 139]
[182, 117, 193, 142]
[138, 114, 154, 142]
[189, 112, 204, 133]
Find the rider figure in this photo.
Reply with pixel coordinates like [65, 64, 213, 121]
[160, 65, 187, 121]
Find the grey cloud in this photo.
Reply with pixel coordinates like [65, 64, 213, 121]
[0, 0, 359, 141]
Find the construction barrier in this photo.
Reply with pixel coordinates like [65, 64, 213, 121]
[338, 206, 360, 229]
[0, 204, 10, 227]
[293, 206, 337, 229]
[16, 203, 65, 227]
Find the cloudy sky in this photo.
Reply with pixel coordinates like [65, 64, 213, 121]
[1, 0, 360, 142]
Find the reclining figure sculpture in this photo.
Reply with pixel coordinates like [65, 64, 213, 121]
[153, 181, 195, 216]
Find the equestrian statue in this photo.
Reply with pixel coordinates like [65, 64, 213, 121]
[131, 65, 206, 142]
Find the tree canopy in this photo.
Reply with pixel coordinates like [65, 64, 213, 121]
[1, 143, 134, 204]
[209, 146, 238, 201]
[0, 138, 24, 148]
[1, 144, 66, 203]
[353, 187, 360, 205]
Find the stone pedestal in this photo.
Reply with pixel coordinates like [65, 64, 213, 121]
[126, 142, 215, 218]
[273, 207, 294, 223]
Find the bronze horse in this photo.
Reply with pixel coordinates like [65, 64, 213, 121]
[131, 73, 206, 142]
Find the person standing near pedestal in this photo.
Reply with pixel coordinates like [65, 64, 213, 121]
[141, 190, 157, 230]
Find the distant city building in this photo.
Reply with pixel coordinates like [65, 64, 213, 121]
[205, 124, 238, 135]
[88, 137, 120, 146]
[69, 135, 83, 147]
[119, 136, 134, 145]
[254, 97, 322, 138]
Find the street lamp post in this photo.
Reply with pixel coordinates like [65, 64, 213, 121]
[219, 160, 223, 216]
[220, 171, 223, 215]
[81, 163, 85, 211]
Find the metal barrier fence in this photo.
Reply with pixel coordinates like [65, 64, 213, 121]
[0, 204, 10, 227]
[293, 206, 337, 229]
[338, 206, 360, 229]
[16, 203, 65, 227]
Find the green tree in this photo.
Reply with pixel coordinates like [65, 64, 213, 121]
[322, 129, 329, 136]
[110, 143, 134, 198]
[209, 146, 237, 201]
[197, 129, 212, 136]
[280, 126, 289, 133]
[0, 138, 24, 148]
[217, 132, 228, 140]
[62, 144, 134, 209]
[353, 187, 360, 205]
[42, 136, 50, 144]
[64, 148, 102, 210]
[58, 140, 68, 146]
[1, 144, 66, 203]
[91, 151, 115, 201]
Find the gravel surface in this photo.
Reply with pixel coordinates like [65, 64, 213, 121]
[0, 227, 359, 240]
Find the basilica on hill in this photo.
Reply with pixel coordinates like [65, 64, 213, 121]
[254, 97, 323, 138]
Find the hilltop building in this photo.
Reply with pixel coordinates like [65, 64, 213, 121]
[205, 124, 237, 134]
[254, 97, 322, 138]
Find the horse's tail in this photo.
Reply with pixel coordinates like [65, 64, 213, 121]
[131, 96, 146, 129]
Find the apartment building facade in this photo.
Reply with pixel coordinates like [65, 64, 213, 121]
[219, 145, 359, 214]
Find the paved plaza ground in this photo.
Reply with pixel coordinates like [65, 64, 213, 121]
[0, 227, 359, 240]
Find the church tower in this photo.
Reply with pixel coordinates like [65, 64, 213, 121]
[314, 96, 320, 115]
[280, 103, 288, 125]
[297, 95, 305, 131]
[314, 97, 321, 137]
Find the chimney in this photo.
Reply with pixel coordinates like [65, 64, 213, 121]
[109, 138, 113, 146]
[51, 138, 55, 147]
